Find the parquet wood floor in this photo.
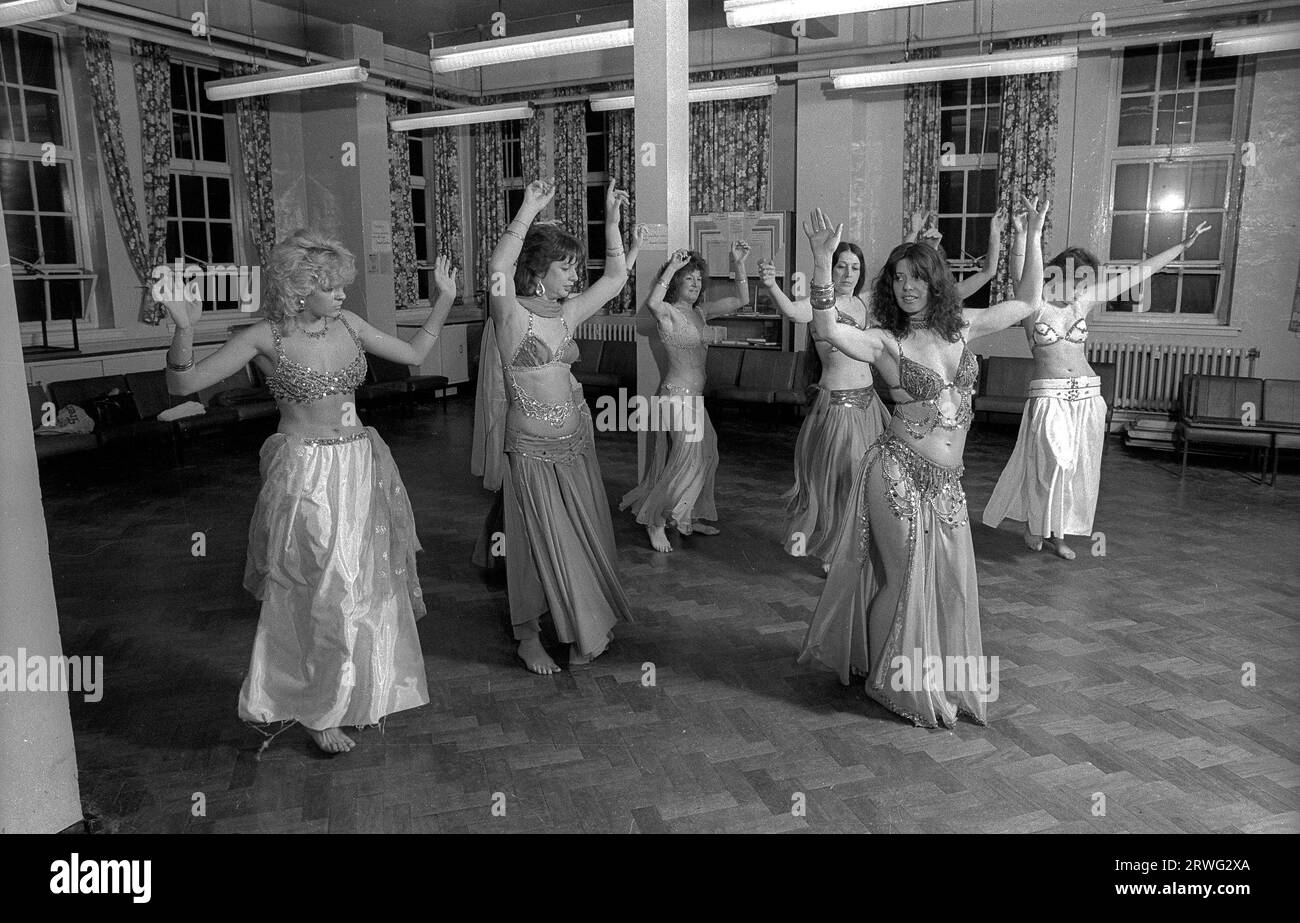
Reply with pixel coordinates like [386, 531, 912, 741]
[36, 398, 1299, 834]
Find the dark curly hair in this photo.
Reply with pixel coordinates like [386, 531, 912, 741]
[871, 242, 965, 342]
[1047, 246, 1101, 274]
[660, 251, 709, 307]
[832, 241, 867, 296]
[514, 224, 581, 295]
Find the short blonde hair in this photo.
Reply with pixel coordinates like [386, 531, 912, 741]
[262, 230, 356, 323]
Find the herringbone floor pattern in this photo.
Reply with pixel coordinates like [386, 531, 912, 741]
[38, 396, 1299, 834]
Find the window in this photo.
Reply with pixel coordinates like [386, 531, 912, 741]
[1105, 39, 1245, 319]
[501, 118, 524, 222]
[407, 99, 430, 303]
[937, 77, 1001, 308]
[167, 60, 239, 312]
[584, 107, 608, 291]
[0, 27, 87, 326]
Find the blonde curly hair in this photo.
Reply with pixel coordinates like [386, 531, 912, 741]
[261, 230, 357, 323]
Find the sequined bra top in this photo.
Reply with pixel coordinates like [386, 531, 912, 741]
[266, 314, 368, 404]
[888, 332, 978, 439]
[660, 306, 709, 353]
[1030, 302, 1089, 347]
[505, 308, 582, 429]
[809, 296, 871, 354]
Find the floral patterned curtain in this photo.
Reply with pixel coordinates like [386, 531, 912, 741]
[689, 66, 772, 213]
[520, 106, 545, 184]
[902, 47, 942, 240]
[82, 31, 170, 323]
[552, 101, 588, 294]
[386, 92, 419, 307]
[226, 61, 275, 268]
[991, 35, 1061, 303]
[471, 120, 506, 302]
[428, 119, 464, 297]
[606, 101, 636, 313]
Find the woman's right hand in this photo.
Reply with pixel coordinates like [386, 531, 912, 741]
[803, 208, 843, 264]
[664, 248, 692, 274]
[1021, 192, 1050, 234]
[160, 296, 202, 330]
[522, 179, 555, 212]
[758, 259, 778, 289]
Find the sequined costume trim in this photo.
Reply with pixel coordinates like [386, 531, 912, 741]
[1027, 375, 1101, 401]
[266, 314, 368, 404]
[828, 385, 882, 410]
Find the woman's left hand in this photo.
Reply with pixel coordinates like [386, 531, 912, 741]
[1183, 221, 1212, 249]
[803, 208, 843, 263]
[605, 181, 630, 225]
[731, 240, 751, 264]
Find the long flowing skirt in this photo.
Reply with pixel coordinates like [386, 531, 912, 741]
[502, 408, 632, 655]
[782, 385, 889, 561]
[982, 377, 1105, 539]
[619, 387, 718, 529]
[239, 428, 429, 730]
[798, 434, 990, 728]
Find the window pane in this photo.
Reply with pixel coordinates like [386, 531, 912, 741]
[209, 222, 234, 263]
[1148, 271, 1178, 312]
[167, 174, 178, 217]
[200, 115, 226, 162]
[23, 88, 59, 144]
[33, 160, 66, 212]
[983, 107, 1000, 154]
[0, 86, 15, 141]
[941, 109, 967, 155]
[1148, 211, 1183, 254]
[5, 213, 37, 262]
[178, 174, 204, 217]
[940, 80, 966, 107]
[1110, 214, 1145, 260]
[1160, 40, 1195, 92]
[1122, 45, 1158, 93]
[181, 220, 209, 261]
[1188, 161, 1227, 209]
[970, 78, 987, 105]
[1199, 52, 1237, 88]
[1186, 211, 1221, 259]
[587, 131, 606, 171]
[417, 270, 428, 301]
[170, 63, 187, 109]
[1, 156, 33, 210]
[411, 190, 426, 225]
[16, 31, 55, 89]
[586, 183, 605, 223]
[408, 137, 424, 177]
[968, 169, 996, 214]
[505, 187, 523, 216]
[938, 171, 963, 214]
[1180, 273, 1217, 313]
[414, 229, 427, 263]
[1117, 97, 1151, 147]
[173, 113, 194, 159]
[937, 217, 961, 253]
[1113, 163, 1148, 211]
[1195, 89, 1234, 142]
[15, 278, 46, 322]
[39, 215, 74, 263]
[197, 68, 222, 115]
[206, 176, 231, 219]
[49, 277, 82, 319]
[166, 220, 179, 258]
[967, 215, 990, 257]
[2, 31, 20, 84]
[1155, 92, 1193, 146]
[1152, 163, 1188, 212]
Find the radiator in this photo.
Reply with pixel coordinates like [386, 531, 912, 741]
[1085, 342, 1257, 412]
[576, 319, 636, 342]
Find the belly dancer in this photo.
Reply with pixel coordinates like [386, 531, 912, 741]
[162, 234, 458, 753]
[982, 218, 1212, 558]
[798, 197, 1047, 728]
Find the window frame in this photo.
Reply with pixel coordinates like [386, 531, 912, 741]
[583, 106, 609, 291]
[1099, 38, 1253, 325]
[937, 76, 1002, 309]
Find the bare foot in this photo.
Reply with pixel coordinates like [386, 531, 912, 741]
[690, 523, 719, 536]
[306, 727, 354, 754]
[1023, 526, 1044, 552]
[517, 637, 561, 675]
[647, 525, 673, 553]
[1050, 538, 1076, 560]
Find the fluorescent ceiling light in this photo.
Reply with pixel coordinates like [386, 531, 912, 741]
[831, 46, 1078, 88]
[389, 102, 535, 131]
[430, 21, 633, 74]
[0, 0, 76, 27]
[724, 0, 947, 29]
[589, 77, 779, 111]
[205, 58, 369, 102]
[1212, 22, 1300, 56]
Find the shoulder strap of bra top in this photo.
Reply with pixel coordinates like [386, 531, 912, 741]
[269, 321, 285, 358]
[337, 312, 364, 349]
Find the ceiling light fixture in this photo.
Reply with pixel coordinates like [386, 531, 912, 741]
[389, 101, 535, 131]
[831, 45, 1078, 89]
[588, 76, 779, 111]
[1212, 22, 1300, 57]
[205, 58, 370, 102]
[429, 21, 633, 74]
[0, 0, 76, 28]
[723, 0, 947, 29]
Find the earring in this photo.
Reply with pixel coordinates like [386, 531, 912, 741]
[297, 298, 305, 312]
[534, 281, 545, 298]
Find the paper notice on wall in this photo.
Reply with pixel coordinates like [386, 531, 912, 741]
[370, 220, 392, 254]
[727, 215, 744, 240]
[640, 223, 669, 250]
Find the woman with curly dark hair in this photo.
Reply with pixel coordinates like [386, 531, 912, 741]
[796, 196, 1048, 728]
[619, 244, 748, 553]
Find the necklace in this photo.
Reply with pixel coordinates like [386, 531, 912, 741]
[299, 317, 330, 339]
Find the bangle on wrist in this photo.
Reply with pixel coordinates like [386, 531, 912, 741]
[503, 227, 526, 243]
[167, 357, 194, 373]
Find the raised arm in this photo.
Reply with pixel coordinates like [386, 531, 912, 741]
[347, 255, 458, 366]
[700, 240, 752, 318]
[645, 249, 692, 329]
[489, 179, 555, 321]
[161, 295, 264, 396]
[955, 207, 1006, 300]
[806, 208, 886, 364]
[625, 224, 648, 271]
[1008, 209, 1027, 285]
[904, 209, 931, 244]
[1083, 221, 1213, 311]
[965, 194, 1048, 340]
[563, 181, 630, 325]
[758, 259, 811, 324]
